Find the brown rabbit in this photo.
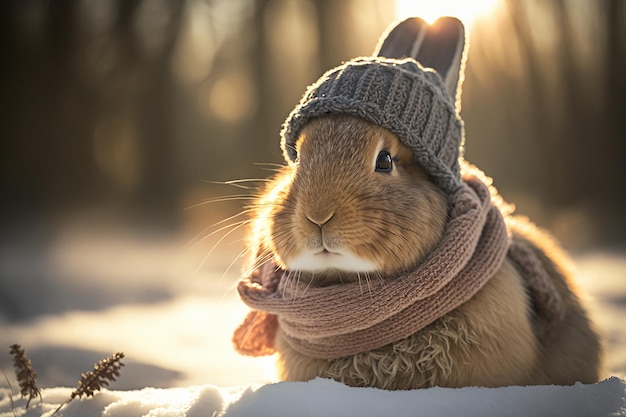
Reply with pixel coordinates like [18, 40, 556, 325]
[232, 17, 602, 389]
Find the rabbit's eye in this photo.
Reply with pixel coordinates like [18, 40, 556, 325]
[375, 151, 393, 173]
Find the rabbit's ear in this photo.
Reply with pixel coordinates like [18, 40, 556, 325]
[373, 17, 429, 60]
[415, 17, 466, 106]
[375, 17, 466, 109]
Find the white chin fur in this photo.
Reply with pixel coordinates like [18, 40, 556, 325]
[287, 250, 377, 273]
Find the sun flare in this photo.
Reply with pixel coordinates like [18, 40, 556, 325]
[395, 0, 499, 25]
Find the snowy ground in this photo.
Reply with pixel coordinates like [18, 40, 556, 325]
[1, 377, 625, 417]
[0, 219, 625, 416]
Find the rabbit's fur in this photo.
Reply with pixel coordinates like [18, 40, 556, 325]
[263, 115, 447, 281]
[242, 17, 603, 389]
[255, 115, 601, 389]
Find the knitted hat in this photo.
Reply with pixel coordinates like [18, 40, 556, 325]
[280, 56, 465, 195]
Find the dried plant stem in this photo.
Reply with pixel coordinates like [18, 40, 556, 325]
[53, 352, 125, 415]
[1, 367, 18, 417]
[9, 344, 41, 409]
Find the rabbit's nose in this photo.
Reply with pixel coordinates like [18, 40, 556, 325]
[305, 211, 335, 227]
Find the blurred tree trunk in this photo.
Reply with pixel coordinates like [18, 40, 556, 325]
[0, 0, 189, 229]
[603, 0, 626, 238]
[314, 0, 344, 71]
[249, 0, 281, 162]
[503, 0, 555, 201]
[551, 0, 585, 204]
[498, 0, 626, 243]
[0, 0, 99, 221]
[134, 0, 186, 227]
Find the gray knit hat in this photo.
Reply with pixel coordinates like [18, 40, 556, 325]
[280, 56, 465, 195]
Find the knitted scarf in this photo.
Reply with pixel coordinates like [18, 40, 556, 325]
[232, 175, 564, 360]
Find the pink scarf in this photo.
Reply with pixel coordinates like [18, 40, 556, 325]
[233, 175, 564, 359]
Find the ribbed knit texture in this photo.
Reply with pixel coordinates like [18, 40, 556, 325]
[281, 57, 464, 195]
[233, 175, 563, 359]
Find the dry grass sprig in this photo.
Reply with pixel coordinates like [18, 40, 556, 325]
[1, 367, 18, 417]
[9, 344, 41, 409]
[53, 352, 124, 415]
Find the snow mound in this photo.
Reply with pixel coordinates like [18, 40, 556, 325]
[1, 377, 625, 417]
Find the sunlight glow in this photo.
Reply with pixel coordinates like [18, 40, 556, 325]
[395, 0, 499, 25]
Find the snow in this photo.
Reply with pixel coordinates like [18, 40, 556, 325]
[1, 223, 625, 416]
[1, 377, 625, 417]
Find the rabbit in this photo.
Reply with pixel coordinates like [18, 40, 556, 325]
[233, 17, 603, 390]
